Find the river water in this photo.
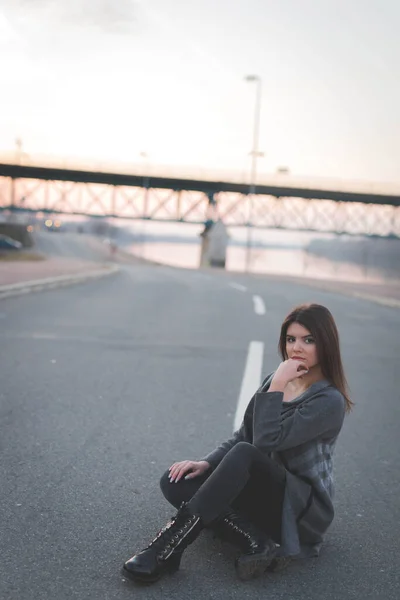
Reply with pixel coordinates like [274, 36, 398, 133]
[121, 220, 400, 284]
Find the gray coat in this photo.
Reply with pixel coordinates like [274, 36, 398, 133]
[203, 375, 346, 558]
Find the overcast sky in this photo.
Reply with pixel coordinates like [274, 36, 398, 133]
[0, 0, 399, 183]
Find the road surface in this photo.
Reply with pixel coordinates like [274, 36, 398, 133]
[0, 263, 399, 600]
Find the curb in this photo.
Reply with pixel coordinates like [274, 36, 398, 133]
[245, 271, 400, 310]
[288, 279, 400, 309]
[0, 264, 120, 300]
[348, 291, 400, 309]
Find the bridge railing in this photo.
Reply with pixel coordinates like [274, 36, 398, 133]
[1, 151, 399, 197]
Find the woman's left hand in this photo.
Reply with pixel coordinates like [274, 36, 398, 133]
[168, 460, 210, 483]
[269, 358, 309, 391]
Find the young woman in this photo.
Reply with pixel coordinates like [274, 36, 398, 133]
[122, 303, 352, 583]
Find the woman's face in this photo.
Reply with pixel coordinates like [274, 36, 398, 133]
[285, 322, 319, 370]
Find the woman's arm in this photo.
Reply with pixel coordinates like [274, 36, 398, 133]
[252, 388, 345, 453]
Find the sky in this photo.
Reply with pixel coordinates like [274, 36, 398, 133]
[0, 0, 399, 184]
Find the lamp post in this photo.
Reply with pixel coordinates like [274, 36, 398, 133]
[244, 75, 262, 272]
[139, 151, 150, 259]
[15, 137, 23, 165]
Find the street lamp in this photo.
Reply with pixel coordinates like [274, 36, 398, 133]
[139, 151, 150, 258]
[15, 137, 23, 165]
[244, 74, 262, 272]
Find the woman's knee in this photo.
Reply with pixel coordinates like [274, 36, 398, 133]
[159, 469, 190, 508]
[227, 441, 257, 458]
[218, 442, 261, 469]
[159, 470, 174, 499]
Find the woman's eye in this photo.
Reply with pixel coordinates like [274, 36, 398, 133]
[286, 337, 295, 343]
[305, 338, 314, 344]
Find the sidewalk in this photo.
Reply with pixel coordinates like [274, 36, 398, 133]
[0, 257, 112, 286]
[301, 276, 400, 304]
[0, 256, 122, 300]
[250, 272, 400, 308]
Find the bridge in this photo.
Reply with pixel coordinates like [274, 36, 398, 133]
[1, 156, 399, 237]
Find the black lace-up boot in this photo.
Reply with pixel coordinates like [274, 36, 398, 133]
[213, 511, 279, 580]
[122, 503, 203, 583]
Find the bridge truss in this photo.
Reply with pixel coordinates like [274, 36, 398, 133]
[0, 170, 399, 237]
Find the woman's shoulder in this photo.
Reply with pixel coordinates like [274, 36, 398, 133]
[314, 383, 346, 418]
[292, 381, 345, 417]
[322, 383, 345, 402]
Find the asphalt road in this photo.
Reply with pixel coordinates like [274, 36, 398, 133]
[0, 264, 399, 600]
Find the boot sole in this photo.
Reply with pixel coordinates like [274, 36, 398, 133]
[266, 556, 292, 572]
[121, 565, 163, 584]
[235, 547, 277, 581]
[121, 553, 181, 584]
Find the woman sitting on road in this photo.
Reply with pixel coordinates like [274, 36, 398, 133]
[122, 303, 352, 583]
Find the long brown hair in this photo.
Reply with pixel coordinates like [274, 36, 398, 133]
[278, 303, 353, 412]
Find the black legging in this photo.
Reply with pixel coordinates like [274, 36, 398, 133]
[160, 442, 286, 543]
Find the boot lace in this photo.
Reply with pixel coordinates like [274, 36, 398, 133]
[222, 514, 263, 551]
[148, 514, 198, 559]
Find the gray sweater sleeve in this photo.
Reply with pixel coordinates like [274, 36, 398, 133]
[252, 389, 345, 453]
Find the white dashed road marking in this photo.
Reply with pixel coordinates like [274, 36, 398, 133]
[234, 341, 264, 431]
[253, 295, 266, 315]
[229, 282, 247, 292]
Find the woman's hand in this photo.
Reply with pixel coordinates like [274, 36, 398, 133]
[268, 358, 309, 392]
[168, 460, 211, 483]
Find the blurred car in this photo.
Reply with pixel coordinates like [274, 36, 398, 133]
[0, 235, 23, 250]
[44, 218, 63, 232]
